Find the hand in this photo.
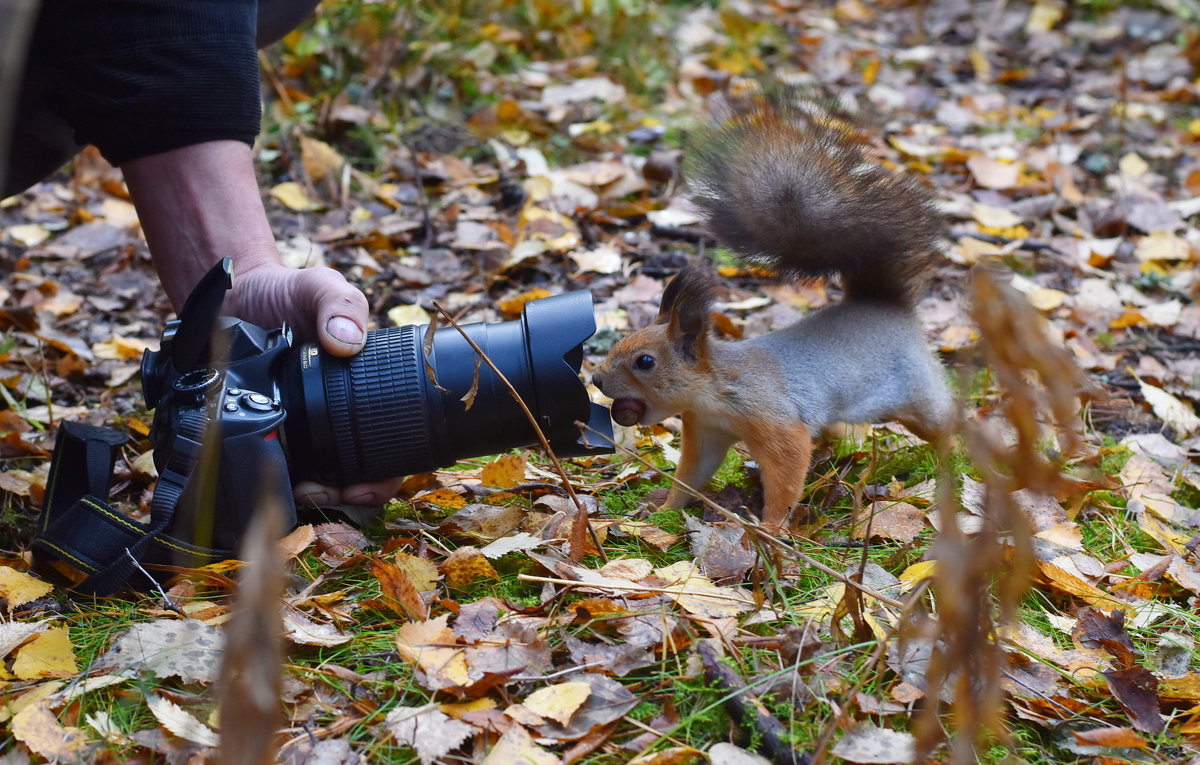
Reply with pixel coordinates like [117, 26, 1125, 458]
[122, 140, 404, 507]
[224, 261, 368, 357]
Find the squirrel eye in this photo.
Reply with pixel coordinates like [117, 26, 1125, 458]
[634, 354, 656, 371]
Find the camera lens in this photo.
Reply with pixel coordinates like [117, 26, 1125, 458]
[282, 291, 614, 487]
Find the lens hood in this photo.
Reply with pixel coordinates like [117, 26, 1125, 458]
[286, 290, 615, 486]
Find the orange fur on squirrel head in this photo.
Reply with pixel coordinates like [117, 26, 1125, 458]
[592, 267, 719, 427]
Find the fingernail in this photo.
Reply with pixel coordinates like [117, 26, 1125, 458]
[326, 316, 364, 346]
[301, 491, 330, 507]
[346, 491, 376, 505]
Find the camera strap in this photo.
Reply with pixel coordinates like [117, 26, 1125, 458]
[32, 421, 233, 596]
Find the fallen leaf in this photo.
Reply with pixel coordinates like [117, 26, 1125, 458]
[482, 454, 526, 488]
[147, 694, 219, 747]
[11, 701, 91, 761]
[1137, 378, 1200, 435]
[92, 335, 154, 361]
[1072, 726, 1147, 749]
[370, 559, 429, 620]
[862, 501, 926, 543]
[300, 134, 345, 182]
[98, 619, 224, 684]
[1104, 665, 1164, 734]
[628, 746, 705, 765]
[12, 625, 77, 679]
[281, 608, 353, 647]
[270, 181, 317, 211]
[653, 561, 756, 617]
[385, 704, 475, 765]
[396, 614, 471, 691]
[393, 551, 441, 592]
[522, 682, 592, 726]
[278, 524, 315, 559]
[0, 620, 50, 658]
[0, 567, 53, 613]
[831, 722, 916, 763]
[480, 531, 546, 559]
[441, 546, 500, 588]
[481, 724, 561, 765]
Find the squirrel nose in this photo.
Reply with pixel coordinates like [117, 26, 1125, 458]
[592, 372, 604, 390]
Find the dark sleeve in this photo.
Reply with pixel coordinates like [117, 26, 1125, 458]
[40, 0, 262, 166]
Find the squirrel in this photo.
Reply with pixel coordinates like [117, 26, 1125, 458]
[591, 97, 955, 530]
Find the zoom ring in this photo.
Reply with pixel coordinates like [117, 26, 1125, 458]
[335, 326, 434, 483]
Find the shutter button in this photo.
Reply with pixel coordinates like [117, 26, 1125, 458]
[243, 393, 274, 412]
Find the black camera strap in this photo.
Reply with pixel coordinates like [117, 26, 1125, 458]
[32, 421, 233, 596]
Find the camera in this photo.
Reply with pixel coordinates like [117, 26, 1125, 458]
[140, 258, 613, 558]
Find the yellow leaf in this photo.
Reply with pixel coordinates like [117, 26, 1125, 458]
[654, 561, 756, 617]
[1119, 152, 1150, 178]
[394, 552, 440, 592]
[481, 725, 560, 765]
[1137, 378, 1200, 436]
[417, 488, 467, 509]
[0, 567, 53, 613]
[1035, 558, 1120, 608]
[440, 698, 497, 718]
[482, 454, 526, 489]
[11, 701, 90, 761]
[7, 223, 51, 247]
[1024, 1, 1064, 33]
[1026, 288, 1067, 312]
[299, 135, 345, 182]
[440, 546, 499, 588]
[388, 303, 430, 327]
[270, 182, 317, 211]
[12, 626, 77, 679]
[899, 560, 937, 589]
[522, 681, 592, 726]
[1135, 231, 1192, 262]
[497, 288, 552, 316]
[395, 614, 471, 691]
[91, 334, 155, 361]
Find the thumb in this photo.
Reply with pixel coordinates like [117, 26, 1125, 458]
[300, 267, 369, 357]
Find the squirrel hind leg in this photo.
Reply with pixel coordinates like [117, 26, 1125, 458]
[738, 418, 814, 531]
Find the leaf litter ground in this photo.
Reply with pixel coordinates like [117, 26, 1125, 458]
[2, 1, 1200, 763]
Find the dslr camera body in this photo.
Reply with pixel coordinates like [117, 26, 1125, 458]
[34, 258, 612, 593]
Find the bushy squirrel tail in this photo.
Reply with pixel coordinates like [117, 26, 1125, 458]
[684, 96, 945, 307]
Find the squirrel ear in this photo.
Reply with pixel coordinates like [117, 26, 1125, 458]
[660, 267, 716, 362]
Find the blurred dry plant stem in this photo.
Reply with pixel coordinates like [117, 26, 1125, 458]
[217, 479, 287, 765]
[0, 0, 40, 192]
[915, 266, 1096, 761]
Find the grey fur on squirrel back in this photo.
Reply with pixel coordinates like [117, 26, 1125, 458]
[684, 96, 944, 307]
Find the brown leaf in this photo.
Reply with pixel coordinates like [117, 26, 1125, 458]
[481, 725, 560, 765]
[370, 559, 429, 620]
[1074, 608, 1136, 669]
[1072, 726, 1148, 749]
[453, 598, 501, 642]
[861, 501, 926, 543]
[684, 516, 756, 583]
[314, 522, 372, 566]
[1103, 665, 1164, 734]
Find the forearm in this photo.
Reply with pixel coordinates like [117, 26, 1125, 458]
[122, 140, 280, 312]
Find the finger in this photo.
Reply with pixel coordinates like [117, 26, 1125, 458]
[293, 477, 404, 507]
[297, 267, 369, 357]
[340, 477, 406, 506]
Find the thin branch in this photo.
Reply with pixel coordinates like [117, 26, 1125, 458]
[430, 300, 607, 563]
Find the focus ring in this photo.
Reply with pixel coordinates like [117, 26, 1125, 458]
[326, 325, 434, 484]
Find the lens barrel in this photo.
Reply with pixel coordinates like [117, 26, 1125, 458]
[283, 291, 613, 486]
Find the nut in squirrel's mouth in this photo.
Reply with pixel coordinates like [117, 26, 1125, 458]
[610, 398, 647, 427]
